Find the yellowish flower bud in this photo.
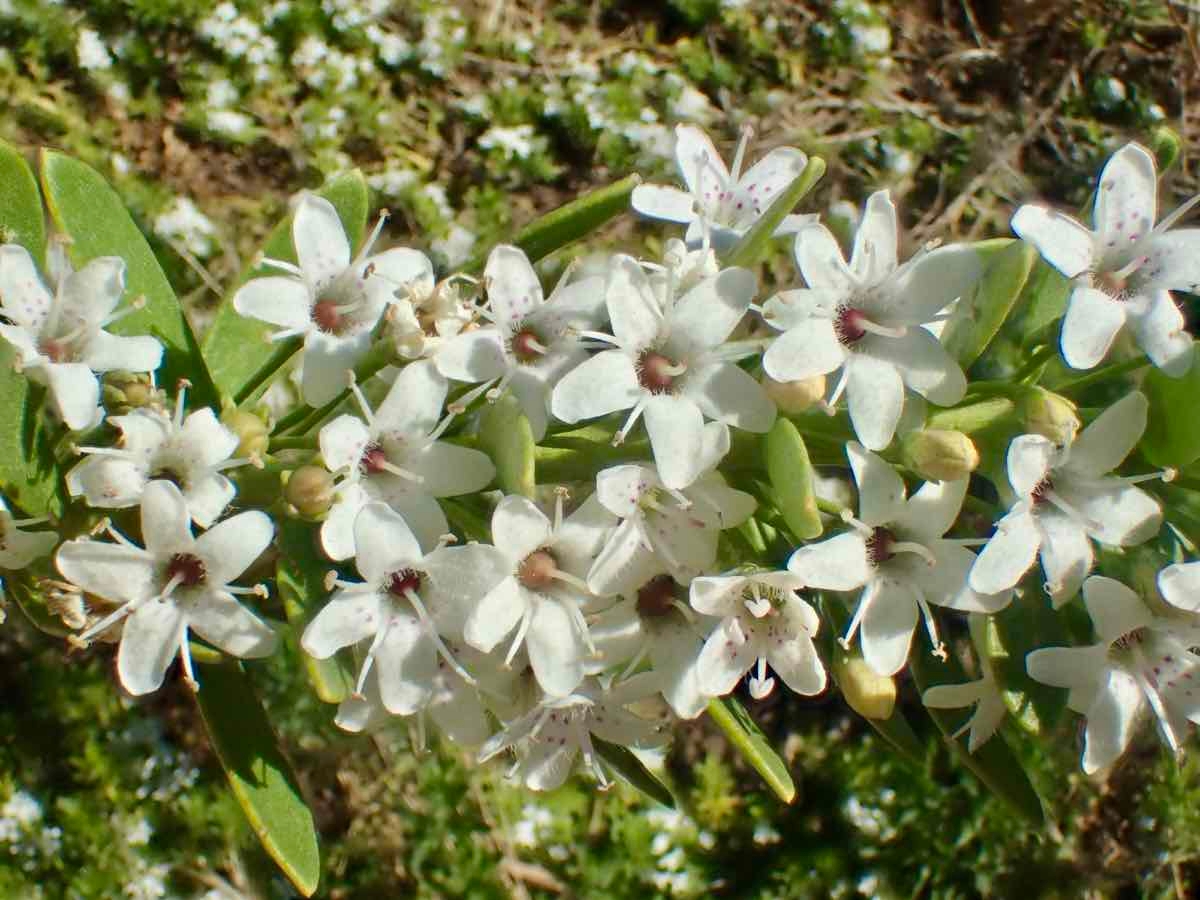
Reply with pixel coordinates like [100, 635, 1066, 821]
[284, 465, 335, 519]
[221, 408, 270, 459]
[101, 371, 163, 415]
[899, 428, 980, 483]
[833, 651, 896, 720]
[762, 373, 826, 414]
[1018, 387, 1080, 446]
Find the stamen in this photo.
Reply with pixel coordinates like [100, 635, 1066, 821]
[914, 591, 948, 660]
[404, 588, 476, 685]
[553, 486, 568, 533]
[839, 590, 876, 651]
[257, 255, 304, 278]
[346, 372, 375, 425]
[377, 459, 426, 484]
[1156, 192, 1200, 233]
[612, 399, 647, 446]
[178, 623, 198, 691]
[360, 209, 390, 259]
[827, 367, 850, 409]
[857, 318, 908, 339]
[505, 605, 534, 667]
[447, 378, 497, 415]
[730, 124, 753, 184]
[891, 540, 937, 567]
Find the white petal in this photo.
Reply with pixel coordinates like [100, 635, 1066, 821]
[688, 575, 745, 618]
[353, 502, 423, 582]
[866, 328, 966, 407]
[696, 617, 756, 697]
[595, 466, 652, 519]
[631, 184, 695, 223]
[522, 743, 577, 792]
[648, 617, 709, 718]
[83, 331, 163, 374]
[761, 317, 845, 382]
[1037, 510, 1093, 605]
[1142, 229, 1200, 293]
[686, 362, 775, 433]
[762, 287, 841, 329]
[181, 408, 240, 466]
[1094, 143, 1157, 247]
[684, 471, 756, 529]
[59, 256, 125, 321]
[922, 679, 984, 710]
[1065, 390, 1147, 478]
[787, 532, 871, 591]
[552, 494, 618, 575]
[293, 194, 351, 287]
[605, 255, 663, 349]
[1007, 434, 1057, 497]
[434, 328, 507, 383]
[644, 395, 707, 490]
[490, 495, 552, 562]
[188, 591, 277, 658]
[1082, 575, 1153, 643]
[140, 481, 194, 556]
[421, 544, 512, 636]
[376, 619, 436, 715]
[912, 541, 1009, 614]
[1158, 561, 1200, 614]
[850, 190, 898, 285]
[379, 489, 450, 554]
[845, 352, 905, 451]
[1026, 644, 1109, 689]
[1127, 289, 1192, 376]
[731, 147, 808, 228]
[1060, 480, 1161, 547]
[550, 350, 640, 423]
[1060, 286, 1126, 370]
[407, 441, 496, 497]
[650, 506, 722, 584]
[587, 520, 667, 598]
[526, 598, 586, 697]
[769, 604, 826, 695]
[196, 510, 273, 587]
[301, 330, 371, 407]
[0, 244, 51, 329]
[231, 276, 312, 329]
[321, 483, 367, 562]
[66, 458, 145, 509]
[860, 576, 919, 677]
[365, 248, 433, 307]
[463, 577, 526, 653]
[118, 600, 184, 695]
[184, 475, 236, 529]
[45, 363, 101, 431]
[0, 527, 56, 569]
[674, 124, 729, 197]
[301, 590, 384, 658]
[969, 509, 1040, 594]
[56, 540, 155, 606]
[507, 367, 551, 442]
[1011, 205, 1094, 279]
[796, 225, 854, 296]
[667, 267, 756, 356]
[375, 359, 448, 436]
[893, 476, 967, 542]
[1082, 668, 1143, 774]
[888, 245, 982, 324]
[847, 441, 906, 527]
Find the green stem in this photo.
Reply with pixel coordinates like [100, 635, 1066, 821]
[815, 496, 847, 518]
[1056, 356, 1148, 395]
[238, 338, 302, 410]
[1014, 344, 1057, 384]
[268, 436, 318, 452]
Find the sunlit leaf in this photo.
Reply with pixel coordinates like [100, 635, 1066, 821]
[941, 239, 1037, 368]
[593, 736, 675, 808]
[764, 417, 822, 541]
[706, 697, 795, 803]
[1141, 342, 1200, 468]
[478, 392, 535, 498]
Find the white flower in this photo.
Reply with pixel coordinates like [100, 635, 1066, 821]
[1158, 560, 1200, 615]
[920, 614, 1006, 753]
[788, 443, 1009, 677]
[1011, 142, 1199, 375]
[689, 570, 826, 700]
[631, 124, 815, 250]
[0, 242, 163, 430]
[969, 391, 1163, 605]
[66, 386, 245, 528]
[761, 191, 980, 450]
[587, 461, 757, 597]
[552, 254, 775, 489]
[76, 29, 113, 71]
[464, 492, 614, 697]
[232, 194, 434, 406]
[436, 245, 605, 440]
[1026, 576, 1200, 774]
[302, 502, 508, 717]
[56, 481, 276, 695]
[0, 496, 57, 570]
[318, 359, 495, 558]
[478, 674, 667, 791]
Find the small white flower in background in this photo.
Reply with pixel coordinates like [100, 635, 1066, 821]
[920, 614, 1007, 753]
[789, 443, 1009, 677]
[317, 359, 495, 558]
[552, 254, 775, 490]
[232, 194, 434, 406]
[437, 244, 605, 440]
[1026, 575, 1200, 774]
[631, 124, 816, 250]
[761, 190, 980, 450]
[587, 461, 757, 597]
[386, 275, 473, 361]
[464, 492, 614, 698]
[56, 481, 276, 695]
[689, 570, 826, 701]
[1012, 142, 1199, 375]
[0, 496, 57, 570]
[479, 673, 667, 791]
[76, 29, 113, 71]
[153, 197, 218, 259]
[0, 242, 163, 431]
[302, 502, 508, 718]
[969, 391, 1164, 606]
[67, 384, 246, 528]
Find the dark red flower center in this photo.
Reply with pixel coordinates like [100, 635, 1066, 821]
[636, 350, 680, 394]
[637, 574, 677, 617]
[834, 307, 868, 345]
[359, 442, 389, 476]
[865, 527, 894, 566]
[311, 298, 345, 334]
[166, 552, 206, 587]
[386, 568, 423, 598]
[517, 549, 558, 590]
[510, 327, 544, 364]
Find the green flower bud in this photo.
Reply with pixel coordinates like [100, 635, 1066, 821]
[101, 371, 164, 415]
[284, 465, 335, 519]
[833, 651, 896, 720]
[900, 428, 980, 483]
[220, 408, 270, 459]
[1018, 387, 1080, 445]
[762, 373, 826, 414]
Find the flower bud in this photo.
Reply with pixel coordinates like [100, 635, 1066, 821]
[102, 371, 163, 415]
[899, 428, 979, 483]
[284, 465, 335, 519]
[833, 651, 896, 720]
[762, 373, 827, 414]
[1018, 387, 1080, 446]
[220, 408, 270, 459]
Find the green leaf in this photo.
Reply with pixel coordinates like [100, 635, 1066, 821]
[39, 150, 218, 408]
[764, 417, 822, 540]
[1012, 259, 1070, 345]
[592, 736, 675, 807]
[909, 630, 1045, 825]
[194, 659, 321, 896]
[941, 240, 1038, 368]
[276, 519, 354, 703]
[478, 391, 535, 497]
[202, 171, 369, 404]
[722, 156, 826, 269]
[0, 140, 46, 267]
[468, 175, 640, 271]
[7, 575, 69, 637]
[1141, 342, 1200, 467]
[706, 697, 795, 803]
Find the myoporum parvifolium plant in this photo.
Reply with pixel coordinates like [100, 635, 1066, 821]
[2, 123, 1200, 895]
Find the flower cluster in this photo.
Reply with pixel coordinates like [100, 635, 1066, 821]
[4, 128, 1200, 823]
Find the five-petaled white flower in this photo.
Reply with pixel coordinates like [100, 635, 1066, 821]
[302, 502, 508, 718]
[1012, 142, 1199, 375]
[761, 191, 979, 450]
[789, 443, 1009, 677]
[1026, 575, 1200, 774]
[631, 124, 815, 250]
[56, 480, 276, 695]
[920, 614, 1007, 753]
[689, 570, 827, 701]
[464, 492, 615, 698]
[0, 241, 162, 431]
[66, 384, 246, 527]
[318, 359, 495, 558]
[0, 496, 57, 570]
[436, 245, 604, 440]
[552, 254, 775, 490]
[969, 391, 1163, 606]
[232, 194, 434, 406]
